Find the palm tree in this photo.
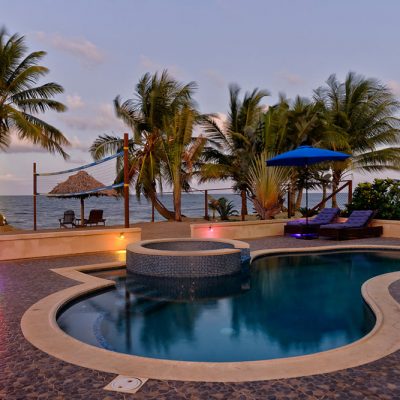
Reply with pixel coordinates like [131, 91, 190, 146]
[0, 28, 69, 157]
[91, 70, 203, 221]
[262, 96, 328, 213]
[247, 152, 289, 219]
[315, 72, 400, 207]
[201, 84, 269, 219]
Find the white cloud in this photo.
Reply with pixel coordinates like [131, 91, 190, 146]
[59, 103, 125, 132]
[138, 54, 184, 78]
[278, 71, 304, 85]
[388, 80, 400, 96]
[35, 31, 105, 65]
[6, 135, 49, 154]
[213, 112, 228, 130]
[204, 69, 225, 88]
[66, 94, 85, 109]
[5, 133, 88, 154]
[0, 173, 24, 182]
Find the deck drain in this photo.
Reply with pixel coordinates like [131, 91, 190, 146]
[104, 375, 148, 394]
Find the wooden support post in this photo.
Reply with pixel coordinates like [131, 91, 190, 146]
[348, 180, 353, 204]
[204, 190, 209, 220]
[123, 133, 130, 228]
[151, 202, 155, 222]
[33, 162, 37, 231]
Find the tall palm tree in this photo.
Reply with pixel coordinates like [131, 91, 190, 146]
[0, 28, 69, 157]
[201, 84, 269, 218]
[91, 70, 203, 221]
[315, 72, 400, 206]
[161, 105, 206, 221]
[262, 96, 329, 213]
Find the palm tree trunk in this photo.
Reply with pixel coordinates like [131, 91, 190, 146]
[173, 186, 182, 222]
[295, 187, 303, 210]
[321, 184, 327, 209]
[289, 181, 296, 217]
[331, 169, 342, 208]
[240, 190, 247, 220]
[147, 189, 175, 220]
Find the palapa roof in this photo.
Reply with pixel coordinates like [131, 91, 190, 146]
[48, 171, 118, 198]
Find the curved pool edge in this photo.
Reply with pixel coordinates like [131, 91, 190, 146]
[21, 245, 400, 382]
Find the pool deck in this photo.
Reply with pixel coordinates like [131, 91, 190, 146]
[3, 236, 400, 399]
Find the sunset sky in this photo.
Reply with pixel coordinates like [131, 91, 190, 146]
[2, 0, 400, 194]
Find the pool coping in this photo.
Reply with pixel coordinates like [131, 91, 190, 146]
[127, 237, 249, 257]
[21, 244, 400, 382]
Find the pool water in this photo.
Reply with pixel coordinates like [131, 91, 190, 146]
[57, 250, 400, 362]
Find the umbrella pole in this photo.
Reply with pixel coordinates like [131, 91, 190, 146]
[80, 197, 84, 227]
[305, 164, 309, 225]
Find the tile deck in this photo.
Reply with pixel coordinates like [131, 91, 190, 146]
[3, 237, 400, 399]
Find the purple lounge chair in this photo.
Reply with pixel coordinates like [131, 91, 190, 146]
[318, 210, 382, 240]
[284, 208, 340, 236]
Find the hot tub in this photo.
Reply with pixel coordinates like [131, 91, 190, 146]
[126, 238, 250, 278]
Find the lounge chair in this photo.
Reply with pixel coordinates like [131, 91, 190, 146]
[82, 209, 106, 226]
[59, 210, 77, 228]
[284, 208, 340, 236]
[318, 210, 382, 240]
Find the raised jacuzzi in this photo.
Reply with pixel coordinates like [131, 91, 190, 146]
[126, 238, 250, 277]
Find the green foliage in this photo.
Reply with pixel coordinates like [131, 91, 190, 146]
[91, 70, 205, 221]
[213, 197, 239, 221]
[200, 84, 269, 215]
[347, 179, 400, 220]
[0, 28, 69, 158]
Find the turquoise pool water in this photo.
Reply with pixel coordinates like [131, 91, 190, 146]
[57, 250, 400, 362]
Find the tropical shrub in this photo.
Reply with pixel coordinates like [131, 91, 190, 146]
[214, 197, 238, 221]
[346, 179, 400, 220]
[248, 152, 289, 219]
[208, 196, 219, 220]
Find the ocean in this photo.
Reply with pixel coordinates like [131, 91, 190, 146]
[0, 192, 348, 230]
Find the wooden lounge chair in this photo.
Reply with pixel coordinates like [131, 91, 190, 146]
[59, 210, 77, 228]
[284, 208, 340, 236]
[318, 210, 382, 240]
[82, 209, 106, 226]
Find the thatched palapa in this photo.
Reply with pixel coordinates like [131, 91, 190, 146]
[49, 171, 117, 226]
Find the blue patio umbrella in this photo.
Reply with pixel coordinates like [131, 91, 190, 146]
[266, 145, 351, 224]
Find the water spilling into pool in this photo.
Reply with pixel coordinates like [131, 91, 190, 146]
[57, 250, 400, 362]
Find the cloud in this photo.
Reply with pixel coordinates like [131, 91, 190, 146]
[6, 135, 49, 154]
[5, 133, 89, 154]
[66, 94, 85, 109]
[0, 173, 24, 182]
[35, 31, 105, 65]
[213, 112, 228, 130]
[138, 55, 184, 78]
[59, 103, 125, 132]
[278, 71, 304, 85]
[204, 69, 225, 88]
[388, 80, 400, 96]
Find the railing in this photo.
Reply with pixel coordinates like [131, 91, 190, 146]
[287, 180, 353, 218]
[150, 188, 237, 222]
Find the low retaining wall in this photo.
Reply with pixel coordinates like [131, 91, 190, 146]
[191, 218, 400, 240]
[371, 219, 400, 238]
[190, 219, 287, 240]
[0, 228, 141, 261]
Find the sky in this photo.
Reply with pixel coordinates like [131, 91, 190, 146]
[2, 0, 400, 194]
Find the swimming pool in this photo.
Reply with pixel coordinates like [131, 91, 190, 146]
[57, 250, 400, 362]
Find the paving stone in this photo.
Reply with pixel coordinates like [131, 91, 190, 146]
[2, 237, 400, 399]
